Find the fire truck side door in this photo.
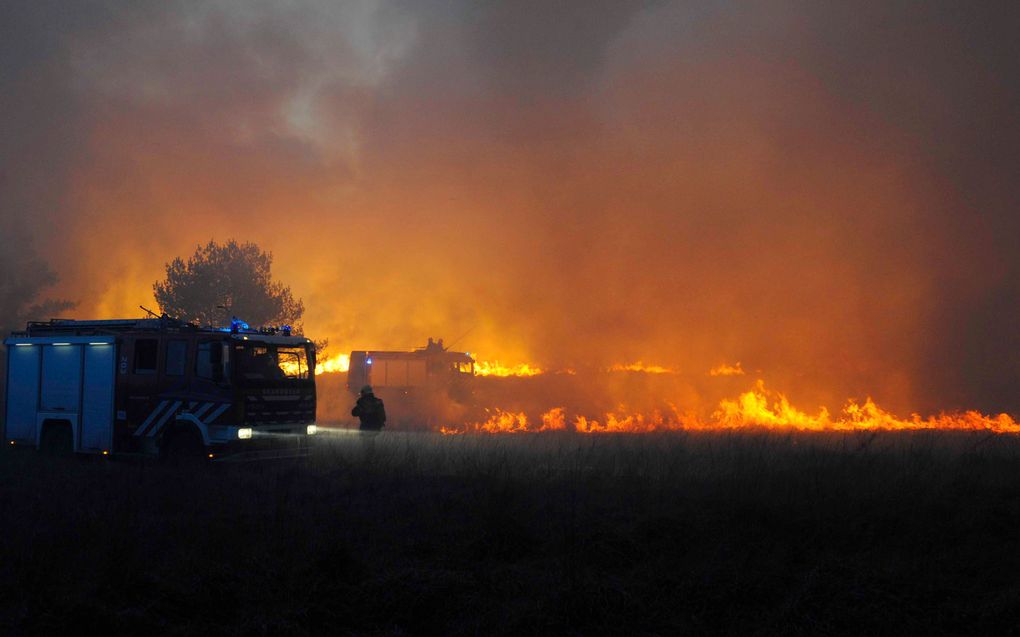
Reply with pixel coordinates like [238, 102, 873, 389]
[125, 337, 161, 428]
[191, 339, 228, 397]
[162, 339, 189, 394]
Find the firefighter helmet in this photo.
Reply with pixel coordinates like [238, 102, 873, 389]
[360, 385, 374, 395]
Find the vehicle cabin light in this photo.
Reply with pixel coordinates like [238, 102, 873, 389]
[52, 343, 71, 346]
[102, 450, 109, 455]
[237, 428, 253, 440]
[306, 425, 318, 435]
[89, 342, 110, 346]
[13, 343, 33, 347]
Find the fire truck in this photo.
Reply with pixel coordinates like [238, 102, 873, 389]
[346, 338, 475, 426]
[3, 316, 317, 460]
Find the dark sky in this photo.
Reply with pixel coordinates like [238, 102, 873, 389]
[1, 0, 1018, 414]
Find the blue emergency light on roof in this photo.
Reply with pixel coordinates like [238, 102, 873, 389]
[367, 357, 373, 365]
[230, 317, 250, 333]
[280, 325, 292, 336]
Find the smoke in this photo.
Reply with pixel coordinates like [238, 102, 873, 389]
[2, 1, 1018, 414]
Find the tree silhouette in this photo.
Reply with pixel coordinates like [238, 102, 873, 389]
[153, 240, 304, 329]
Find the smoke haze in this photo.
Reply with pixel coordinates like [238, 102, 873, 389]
[2, 1, 1018, 415]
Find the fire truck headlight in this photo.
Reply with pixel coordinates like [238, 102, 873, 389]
[306, 425, 318, 435]
[237, 427, 253, 440]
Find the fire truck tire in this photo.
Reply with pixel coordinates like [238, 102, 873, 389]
[40, 421, 73, 456]
[160, 426, 206, 464]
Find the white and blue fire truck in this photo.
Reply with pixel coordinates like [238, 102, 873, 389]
[3, 316, 317, 460]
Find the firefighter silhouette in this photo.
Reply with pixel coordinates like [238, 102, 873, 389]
[352, 385, 386, 431]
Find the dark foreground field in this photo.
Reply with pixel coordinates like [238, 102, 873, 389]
[2, 429, 1020, 635]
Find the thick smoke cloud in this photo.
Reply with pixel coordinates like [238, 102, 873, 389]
[1, 1, 1017, 414]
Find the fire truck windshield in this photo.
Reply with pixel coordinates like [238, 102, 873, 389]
[235, 343, 311, 382]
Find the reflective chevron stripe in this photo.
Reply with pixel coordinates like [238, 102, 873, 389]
[204, 403, 231, 424]
[135, 400, 169, 437]
[135, 400, 232, 437]
[146, 400, 182, 437]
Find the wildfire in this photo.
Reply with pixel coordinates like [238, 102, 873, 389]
[711, 380, 1020, 433]
[474, 360, 544, 377]
[709, 362, 745, 376]
[315, 353, 350, 375]
[441, 407, 567, 434]
[575, 411, 678, 433]
[438, 380, 1020, 435]
[606, 361, 676, 374]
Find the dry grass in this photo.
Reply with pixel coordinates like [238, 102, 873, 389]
[2, 428, 1020, 635]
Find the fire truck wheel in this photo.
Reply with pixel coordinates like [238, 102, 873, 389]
[40, 422, 73, 456]
[161, 427, 206, 464]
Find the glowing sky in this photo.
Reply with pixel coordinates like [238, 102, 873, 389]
[2, 1, 1018, 414]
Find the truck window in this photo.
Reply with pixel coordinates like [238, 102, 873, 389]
[277, 347, 309, 379]
[134, 339, 158, 374]
[235, 343, 310, 381]
[196, 340, 223, 381]
[165, 340, 187, 376]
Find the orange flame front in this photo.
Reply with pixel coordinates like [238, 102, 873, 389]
[606, 362, 676, 374]
[315, 353, 350, 375]
[439, 380, 1020, 435]
[442, 407, 569, 434]
[709, 362, 745, 376]
[473, 361, 544, 377]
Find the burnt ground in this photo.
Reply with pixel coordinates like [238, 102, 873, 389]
[1, 429, 1019, 635]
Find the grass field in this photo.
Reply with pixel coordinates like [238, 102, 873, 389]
[2, 428, 1019, 635]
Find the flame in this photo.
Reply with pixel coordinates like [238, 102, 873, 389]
[440, 408, 528, 434]
[315, 353, 350, 375]
[711, 380, 1020, 433]
[441, 407, 568, 434]
[480, 408, 530, 433]
[541, 407, 567, 431]
[437, 380, 1020, 435]
[474, 360, 544, 377]
[575, 411, 675, 433]
[606, 361, 676, 374]
[709, 362, 745, 376]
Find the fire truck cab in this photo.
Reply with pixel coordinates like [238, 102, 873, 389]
[3, 317, 317, 460]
